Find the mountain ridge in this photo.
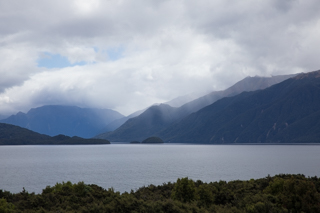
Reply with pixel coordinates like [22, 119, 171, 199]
[97, 74, 296, 141]
[158, 70, 320, 143]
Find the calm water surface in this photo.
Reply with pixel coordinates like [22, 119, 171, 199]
[1, 144, 320, 194]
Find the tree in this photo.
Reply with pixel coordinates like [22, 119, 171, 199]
[171, 177, 196, 203]
[197, 184, 215, 207]
[0, 198, 15, 213]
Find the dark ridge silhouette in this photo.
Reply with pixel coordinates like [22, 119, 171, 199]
[159, 70, 320, 143]
[0, 123, 110, 145]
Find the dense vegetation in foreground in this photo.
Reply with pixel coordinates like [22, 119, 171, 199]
[1, 174, 320, 212]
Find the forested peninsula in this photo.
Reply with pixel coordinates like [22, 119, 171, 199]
[1, 174, 319, 212]
[0, 123, 110, 145]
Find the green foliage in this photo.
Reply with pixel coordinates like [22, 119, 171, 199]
[0, 198, 15, 213]
[1, 174, 320, 212]
[265, 175, 320, 212]
[197, 184, 215, 207]
[171, 177, 196, 202]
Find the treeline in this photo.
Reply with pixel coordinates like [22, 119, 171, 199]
[1, 174, 320, 212]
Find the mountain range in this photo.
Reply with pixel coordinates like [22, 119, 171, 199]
[96, 74, 296, 141]
[0, 105, 124, 138]
[2, 71, 319, 144]
[157, 70, 320, 143]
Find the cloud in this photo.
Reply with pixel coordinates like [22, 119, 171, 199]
[0, 0, 319, 116]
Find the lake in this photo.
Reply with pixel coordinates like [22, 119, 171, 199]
[1, 144, 320, 194]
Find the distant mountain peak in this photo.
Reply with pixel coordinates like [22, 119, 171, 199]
[294, 70, 320, 80]
[0, 105, 124, 138]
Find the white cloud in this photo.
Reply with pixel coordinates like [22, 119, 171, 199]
[0, 0, 319, 116]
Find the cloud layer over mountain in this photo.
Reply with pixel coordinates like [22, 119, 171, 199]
[0, 0, 319, 115]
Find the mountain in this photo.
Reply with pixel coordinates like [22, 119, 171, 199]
[98, 108, 146, 134]
[178, 74, 296, 114]
[0, 114, 8, 120]
[0, 105, 124, 138]
[164, 92, 204, 107]
[96, 74, 295, 141]
[159, 70, 320, 143]
[0, 123, 110, 145]
[96, 104, 181, 141]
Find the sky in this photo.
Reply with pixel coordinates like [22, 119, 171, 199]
[0, 0, 320, 116]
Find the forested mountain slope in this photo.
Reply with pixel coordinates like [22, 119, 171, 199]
[96, 104, 181, 141]
[97, 74, 295, 141]
[159, 70, 320, 143]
